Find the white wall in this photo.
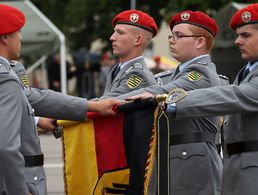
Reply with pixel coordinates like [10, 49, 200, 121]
[152, 21, 171, 58]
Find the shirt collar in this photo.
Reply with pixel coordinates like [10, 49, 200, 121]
[179, 54, 209, 71]
[0, 56, 10, 64]
[246, 61, 258, 72]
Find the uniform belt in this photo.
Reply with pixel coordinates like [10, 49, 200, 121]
[24, 154, 44, 167]
[170, 132, 215, 145]
[226, 140, 258, 156]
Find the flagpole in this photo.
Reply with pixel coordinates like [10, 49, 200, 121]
[130, 0, 136, 9]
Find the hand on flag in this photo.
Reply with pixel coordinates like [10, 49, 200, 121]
[88, 98, 122, 116]
[124, 92, 154, 101]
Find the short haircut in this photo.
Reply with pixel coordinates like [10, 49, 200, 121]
[189, 25, 215, 52]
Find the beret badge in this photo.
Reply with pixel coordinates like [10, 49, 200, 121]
[241, 11, 251, 23]
[130, 13, 139, 23]
[181, 12, 190, 21]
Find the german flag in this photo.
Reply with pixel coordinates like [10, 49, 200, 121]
[59, 100, 169, 195]
[60, 112, 129, 195]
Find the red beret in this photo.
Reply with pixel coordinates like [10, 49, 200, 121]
[0, 4, 25, 36]
[112, 10, 158, 37]
[230, 3, 258, 30]
[169, 10, 218, 37]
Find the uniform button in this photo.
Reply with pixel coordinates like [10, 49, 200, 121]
[182, 151, 187, 156]
[34, 176, 38, 181]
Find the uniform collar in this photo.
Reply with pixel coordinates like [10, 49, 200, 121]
[179, 54, 210, 71]
[246, 61, 258, 72]
[0, 56, 10, 64]
[119, 56, 144, 70]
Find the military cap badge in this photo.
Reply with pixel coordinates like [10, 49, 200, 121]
[241, 11, 251, 23]
[181, 12, 190, 21]
[130, 13, 139, 23]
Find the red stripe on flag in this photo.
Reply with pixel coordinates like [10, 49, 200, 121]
[91, 113, 128, 177]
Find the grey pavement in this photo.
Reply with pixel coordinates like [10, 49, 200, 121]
[40, 134, 65, 195]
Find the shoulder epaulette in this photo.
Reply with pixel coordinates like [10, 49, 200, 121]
[154, 69, 174, 79]
[125, 62, 144, 74]
[133, 62, 144, 70]
[218, 74, 229, 80]
[218, 74, 229, 85]
[196, 61, 208, 65]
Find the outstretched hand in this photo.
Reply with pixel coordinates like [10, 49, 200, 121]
[37, 117, 57, 135]
[88, 98, 123, 116]
[124, 92, 154, 101]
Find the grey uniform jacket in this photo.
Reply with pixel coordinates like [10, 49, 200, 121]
[11, 62, 88, 195]
[118, 55, 223, 195]
[100, 57, 156, 99]
[174, 63, 258, 195]
[154, 69, 175, 86]
[12, 62, 88, 121]
[0, 59, 30, 195]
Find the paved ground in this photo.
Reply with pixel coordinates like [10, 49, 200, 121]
[40, 134, 65, 195]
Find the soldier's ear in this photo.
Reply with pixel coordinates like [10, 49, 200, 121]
[0, 35, 9, 45]
[195, 36, 206, 49]
[134, 35, 143, 46]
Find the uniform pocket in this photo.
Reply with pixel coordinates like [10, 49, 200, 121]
[25, 102, 37, 138]
[26, 169, 46, 195]
[170, 143, 208, 192]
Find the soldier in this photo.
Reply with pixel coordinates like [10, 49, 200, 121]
[164, 3, 258, 195]
[0, 4, 30, 194]
[119, 10, 223, 195]
[99, 10, 158, 98]
[0, 4, 118, 194]
[9, 60, 119, 195]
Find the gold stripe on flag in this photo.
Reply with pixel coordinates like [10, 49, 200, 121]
[58, 120, 98, 195]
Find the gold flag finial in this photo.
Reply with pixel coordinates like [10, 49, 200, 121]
[154, 94, 168, 103]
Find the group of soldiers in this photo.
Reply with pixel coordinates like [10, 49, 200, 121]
[1, 2, 258, 195]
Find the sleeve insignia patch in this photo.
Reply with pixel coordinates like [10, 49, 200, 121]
[127, 74, 142, 88]
[166, 88, 187, 104]
[188, 71, 203, 81]
[20, 74, 30, 88]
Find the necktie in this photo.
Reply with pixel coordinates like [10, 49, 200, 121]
[238, 68, 250, 83]
[111, 65, 120, 81]
[174, 65, 180, 76]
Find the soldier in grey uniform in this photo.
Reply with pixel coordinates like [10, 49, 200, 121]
[9, 59, 120, 195]
[119, 11, 223, 195]
[99, 10, 158, 99]
[0, 5, 118, 194]
[154, 69, 175, 86]
[0, 60, 31, 195]
[0, 4, 31, 194]
[165, 4, 258, 195]
[10, 61, 82, 195]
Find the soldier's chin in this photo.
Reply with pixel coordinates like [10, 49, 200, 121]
[241, 54, 249, 60]
[11, 54, 20, 61]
